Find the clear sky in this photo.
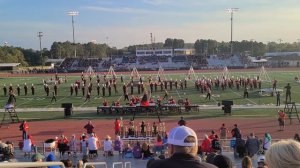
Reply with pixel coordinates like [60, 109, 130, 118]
[0, 0, 299, 50]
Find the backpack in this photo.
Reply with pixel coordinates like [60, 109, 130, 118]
[212, 139, 221, 150]
[132, 146, 142, 158]
[220, 128, 227, 138]
[114, 140, 122, 152]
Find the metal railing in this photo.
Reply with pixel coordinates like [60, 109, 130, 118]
[0, 162, 65, 168]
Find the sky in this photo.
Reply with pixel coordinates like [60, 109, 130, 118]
[0, 0, 299, 50]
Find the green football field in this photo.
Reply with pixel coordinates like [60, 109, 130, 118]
[0, 69, 299, 109]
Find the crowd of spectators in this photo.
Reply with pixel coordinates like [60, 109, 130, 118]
[1, 118, 300, 168]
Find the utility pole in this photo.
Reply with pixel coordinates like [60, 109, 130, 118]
[37, 32, 43, 68]
[226, 8, 239, 55]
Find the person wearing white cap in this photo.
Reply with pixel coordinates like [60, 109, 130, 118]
[147, 126, 217, 168]
[257, 155, 267, 168]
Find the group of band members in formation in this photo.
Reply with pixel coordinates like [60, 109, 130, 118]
[113, 118, 166, 138]
[2, 72, 293, 107]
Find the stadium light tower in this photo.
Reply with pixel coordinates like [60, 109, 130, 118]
[37, 32, 43, 68]
[250, 39, 254, 56]
[226, 8, 239, 55]
[67, 11, 79, 58]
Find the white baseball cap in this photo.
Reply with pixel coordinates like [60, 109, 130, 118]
[167, 126, 198, 147]
[257, 155, 266, 163]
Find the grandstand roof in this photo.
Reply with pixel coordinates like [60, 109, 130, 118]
[45, 59, 65, 63]
[0, 63, 20, 67]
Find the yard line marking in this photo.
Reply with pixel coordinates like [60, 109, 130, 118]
[45, 95, 69, 108]
[230, 90, 258, 105]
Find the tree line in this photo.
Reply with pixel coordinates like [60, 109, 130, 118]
[0, 39, 300, 66]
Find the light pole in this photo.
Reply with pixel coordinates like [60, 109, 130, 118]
[226, 8, 239, 55]
[37, 32, 43, 68]
[278, 38, 283, 52]
[297, 39, 300, 52]
[67, 11, 79, 58]
[250, 39, 254, 56]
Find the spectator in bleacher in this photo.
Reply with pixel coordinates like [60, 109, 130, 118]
[61, 159, 73, 168]
[68, 134, 77, 157]
[103, 135, 113, 157]
[114, 135, 123, 155]
[153, 134, 164, 155]
[87, 133, 100, 157]
[147, 125, 217, 168]
[80, 134, 88, 156]
[46, 153, 60, 168]
[245, 133, 259, 157]
[257, 155, 267, 168]
[31, 153, 45, 162]
[201, 134, 212, 155]
[57, 134, 69, 158]
[141, 142, 153, 160]
[212, 155, 233, 168]
[124, 143, 134, 158]
[241, 156, 253, 168]
[266, 139, 300, 168]
[263, 133, 272, 152]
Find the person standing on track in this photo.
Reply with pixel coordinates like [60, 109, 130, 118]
[278, 110, 286, 131]
[84, 120, 95, 136]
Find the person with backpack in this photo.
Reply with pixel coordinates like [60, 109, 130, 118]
[211, 135, 221, 153]
[231, 124, 242, 139]
[132, 141, 142, 159]
[219, 123, 228, 140]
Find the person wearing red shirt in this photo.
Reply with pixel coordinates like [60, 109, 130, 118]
[115, 118, 121, 135]
[19, 120, 29, 140]
[84, 120, 95, 135]
[208, 130, 216, 140]
[201, 134, 212, 154]
[168, 96, 176, 104]
[57, 134, 69, 158]
[278, 110, 286, 131]
[103, 99, 109, 106]
[184, 98, 191, 111]
[141, 92, 150, 106]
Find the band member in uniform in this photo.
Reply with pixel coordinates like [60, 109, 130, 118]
[31, 84, 35, 95]
[154, 82, 157, 92]
[45, 84, 50, 96]
[3, 84, 7, 96]
[163, 89, 169, 100]
[82, 84, 85, 96]
[70, 84, 74, 96]
[122, 83, 127, 95]
[97, 83, 100, 96]
[74, 84, 78, 96]
[54, 83, 58, 96]
[243, 86, 249, 98]
[17, 84, 21, 96]
[206, 88, 211, 100]
[51, 91, 57, 102]
[124, 91, 129, 101]
[102, 84, 106, 97]
[130, 82, 134, 95]
[8, 84, 13, 93]
[85, 92, 91, 102]
[24, 83, 28, 96]
[108, 84, 112, 96]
